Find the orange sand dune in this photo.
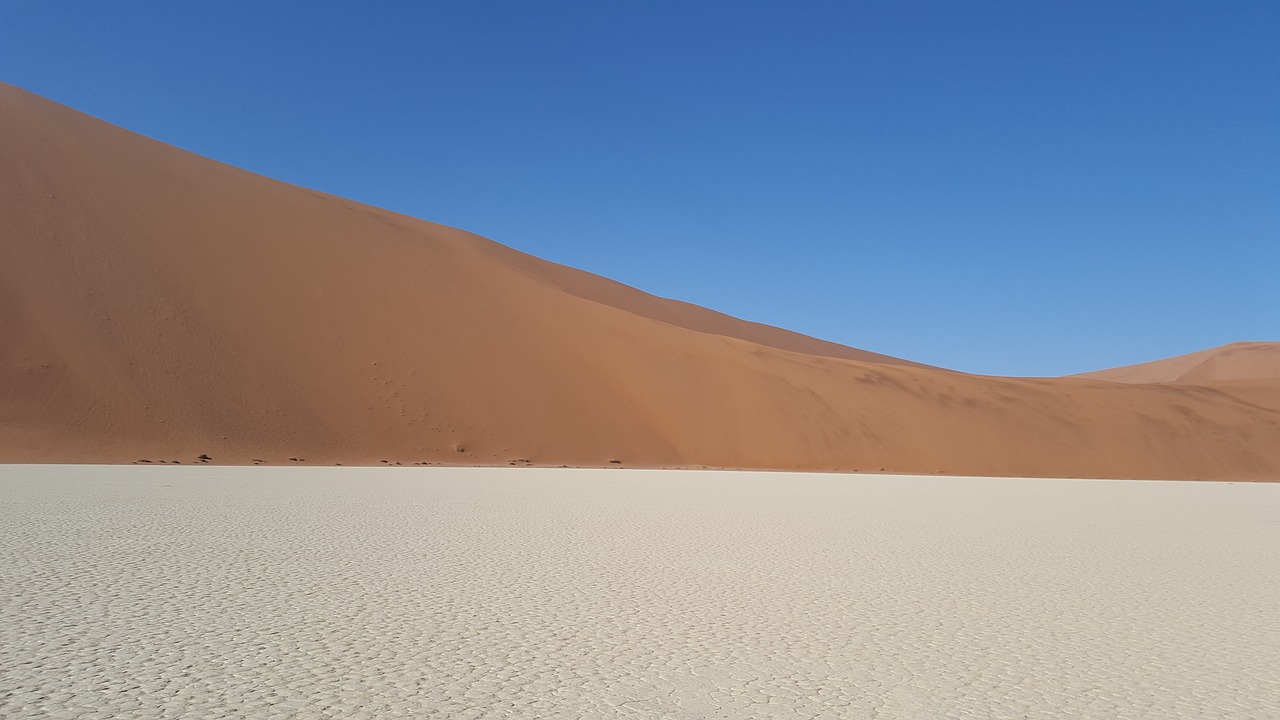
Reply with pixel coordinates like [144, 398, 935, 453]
[1074, 342, 1280, 384]
[2, 83, 1278, 479]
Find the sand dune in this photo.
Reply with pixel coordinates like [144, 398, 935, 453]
[1076, 342, 1280, 384]
[4, 465, 1279, 718]
[2, 82, 1278, 479]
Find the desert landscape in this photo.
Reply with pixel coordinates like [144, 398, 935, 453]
[1, 13, 1277, 715]
[2, 83, 1278, 480]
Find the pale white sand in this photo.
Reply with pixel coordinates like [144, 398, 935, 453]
[2, 466, 1278, 719]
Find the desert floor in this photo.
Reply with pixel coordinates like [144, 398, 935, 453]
[2, 466, 1277, 719]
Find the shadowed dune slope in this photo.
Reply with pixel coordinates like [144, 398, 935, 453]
[1075, 342, 1280, 385]
[2, 83, 1278, 479]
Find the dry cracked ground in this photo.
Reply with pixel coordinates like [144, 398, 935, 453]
[2, 466, 1278, 719]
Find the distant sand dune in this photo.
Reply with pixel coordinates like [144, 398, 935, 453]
[1, 82, 1278, 479]
[1075, 342, 1280, 384]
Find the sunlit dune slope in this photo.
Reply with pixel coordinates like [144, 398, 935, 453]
[2, 83, 1278, 479]
[1075, 342, 1280, 384]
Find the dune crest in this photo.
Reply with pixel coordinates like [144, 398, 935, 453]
[2, 82, 1278, 479]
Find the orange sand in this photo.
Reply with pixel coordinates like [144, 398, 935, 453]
[2, 83, 1277, 480]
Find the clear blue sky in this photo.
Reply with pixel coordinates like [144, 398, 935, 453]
[3, 2, 1277, 376]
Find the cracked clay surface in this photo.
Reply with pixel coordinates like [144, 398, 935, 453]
[2, 466, 1277, 718]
